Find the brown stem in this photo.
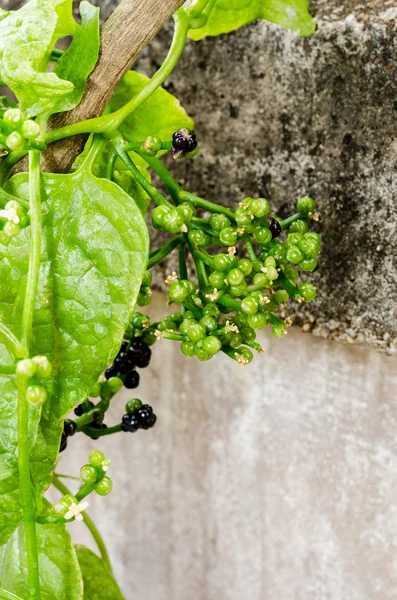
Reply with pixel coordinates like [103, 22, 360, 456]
[18, 0, 185, 174]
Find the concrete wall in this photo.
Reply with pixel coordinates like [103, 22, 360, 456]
[54, 294, 397, 600]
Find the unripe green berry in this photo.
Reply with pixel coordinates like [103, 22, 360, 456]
[26, 385, 47, 406]
[202, 335, 222, 355]
[181, 341, 196, 357]
[229, 332, 243, 348]
[3, 221, 20, 237]
[139, 136, 162, 156]
[275, 290, 289, 304]
[226, 268, 245, 287]
[264, 256, 276, 268]
[219, 227, 238, 246]
[238, 347, 254, 364]
[247, 312, 267, 329]
[252, 272, 268, 287]
[286, 232, 303, 247]
[229, 282, 247, 297]
[187, 323, 206, 343]
[195, 347, 212, 361]
[142, 271, 152, 288]
[55, 494, 76, 516]
[238, 258, 253, 276]
[108, 376, 123, 394]
[3, 108, 24, 129]
[209, 270, 227, 289]
[163, 209, 185, 233]
[235, 206, 253, 227]
[179, 318, 197, 336]
[32, 355, 52, 378]
[252, 225, 272, 245]
[89, 382, 101, 398]
[209, 213, 230, 232]
[283, 266, 299, 281]
[199, 315, 218, 332]
[152, 205, 170, 231]
[202, 303, 220, 319]
[249, 197, 270, 218]
[176, 203, 195, 224]
[6, 131, 24, 151]
[265, 266, 278, 281]
[188, 229, 210, 247]
[80, 464, 98, 484]
[300, 258, 318, 272]
[289, 219, 308, 234]
[168, 281, 190, 304]
[22, 119, 41, 140]
[89, 450, 105, 467]
[96, 476, 113, 496]
[125, 398, 143, 413]
[137, 292, 151, 307]
[298, 282, 317, 302]
[272, 322, 285, 338]
[16, 358, 37, 378]
[241, 327, 256, 343]
[268, 242, 287, 264]
[298, 234, 321, 258]
[296, 196, 316, 213]
[286, 246, 304, 264]
[214, 253, 231, 272]
[241, 296, 259, 315]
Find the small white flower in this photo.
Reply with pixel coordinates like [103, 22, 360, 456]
[180, 224, 188, 233]
[227, 246, 236, 255]
[165, 271, 178, 286]
[285, 317, 293, 327]
[154, 330, 164, 339]
[234, 352, 249, 369]
[205, 289, 218, 302]
[225, 320, 239, 334]
[65, 501, 89, 522]
[0, 208, 19, 224]
[259, 295, 270, 305]
[101, 459, 111, 472]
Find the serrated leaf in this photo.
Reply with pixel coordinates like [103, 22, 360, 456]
[0, 522, 83, 599]
[53, 1, 100, 114]
[76, 546, 125, 600]
[188, 0, 315, 40]
[108, 71, 194, 146]
[0, 147, 149, 543]
[0, 0, 78, 117]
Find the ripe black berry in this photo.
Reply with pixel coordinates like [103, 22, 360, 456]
[268, 217, 281, 238]
[124, 370, 140, 389]
[59, 433, 68, 453]
[121, 414, 140, 433]
[74, 400, 94, 416]
[63, 419, 77, 437]
[118, 341, 129, 355]
[172, 128, 197, 157]
[105, 365, 118, 380]
[142, 413, 157, 430]
[118, 358, 134, 375]
[136, 405, 153, 426]
[134, 347, 151, 368]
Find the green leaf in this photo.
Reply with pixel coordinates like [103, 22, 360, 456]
[0, 522, 83, 599]
[0, 0, 78, 117]
[53, 1, 100, 114]
[76, 546, 125, 600]
[0, 10, 9, 23]
[188, 0, 315, 40]
[0, 144, 149, 543]
[108, 71, 194, 146]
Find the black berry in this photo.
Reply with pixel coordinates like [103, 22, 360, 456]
[142, 413, 157, 430]
[134, 347, 151, 368]
[59, 433, 68, 452]
[124, 370, 140, 389]
[74, 400, 94, 416]
[268, 217, 281, 238]
[118, 358, 135, 375]
[105, 365, 118, 380]
[118, 341, 129, 355]
[121, 414, 140, 433]
[172, 128, 197, 157]
[136, 405, 153, 426]
[63, 419, 77, 437]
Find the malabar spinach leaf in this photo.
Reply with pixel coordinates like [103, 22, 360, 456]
[76, 546, 125, 600]
[188, 0, 315, 40]
[0, 522, 83, 599]
[0, 148, 149, 543]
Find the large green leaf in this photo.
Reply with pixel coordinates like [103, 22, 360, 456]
[0, 522, 83, 599]
[0, 147, 149, 543]
[76, 546, 125, 600]
[53, 1, 100, 114]
[0, 0, 78, 117]
[108, 71, 194, 145]
[188, 0, 315, 40]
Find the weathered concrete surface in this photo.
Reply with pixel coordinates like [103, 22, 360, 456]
[54, 293, 397, 600]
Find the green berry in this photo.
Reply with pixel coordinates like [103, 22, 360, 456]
[89, 382, 101, 398]
[142, 330, 157, 346]
[229, 332, 243, 348]
[89, 450, 105, 467]
[6, 131, 24, 151]
[22, 119, 41, 140]
[252, 225, 272, 245]
[139, 136, 162, 156]
[268, 242, 287, 265]
[241, 296, 259, 315]
[286, 232, 303, 247]
[286, 246, 304, 264]
[195, 347, 212, 361]
[163, 209, 185, 233]
[249, 197, 270, 218]
[264, 266, 278, 281]
[199, 315, 218, 332]
[229, 282, 247, 297]
[241, 327, 256, 343]
[264, 256, 276, 268]
[179, 318, 197, 336]
[275, 290, 289, 304]
[108, 376, 123, 394]
[298, 282, 317, 302]
[80, 464, 98, 484]
[152, 205, 170, 231]
[131, 312, 149, 328]
[209, 270, 227, 289]
[289, 219, 308, 234]
[32, 355, 52, 378]
[226, 268, 245, 287]
[219, 227, 238, 246]
[209, 213, 231, 232]
[235, 206, 253, 227]
[3, 108, 24, 129]
[168, 281, 191, 304]
[300, 258, 318, 272]
[96, 476, 113, 496]
[296, 196, 316, 213]
[181, 341, 196, 357]
[238, 347, 254, 364]
[188, 229, 210, 247]
[238, 258, 253, 276]
[176, 203, 195, 224]
[187, 323, 206, 343]
[202, 335, 222, 354]
[247, 312, 267, 329]
[16, 358, 37, 378]
[142, 271, 152, 288]
[26, 385, 47, 406]
[3, 221, 20, 237]
[137, 292, 151, 307]
[283, 266, 299, 281]
[203, 303, 220, 319]
[55, 494, 76, 516]
[272, 322, 285, 338]
[252, 272, 268, 287]
[214, 253, 231, 272]
[126, 398, 143, 413]
[298, 234, 321, 258]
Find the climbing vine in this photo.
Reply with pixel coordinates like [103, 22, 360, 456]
[0, 0, 317, 597]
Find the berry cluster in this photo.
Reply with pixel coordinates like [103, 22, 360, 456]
[60, 418, 77, 452]
[172, 127, 198, 159]
[121, 398, 157, 432]
[104, 337, 152, 388]
[0, 107, 42, 153]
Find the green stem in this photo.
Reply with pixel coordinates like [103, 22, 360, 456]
[47, 10, 190, 145]
[105, 148, 117, 181]
[0, 322, 25, 358]
[17, 375, 41, 600]
[186, 238, 208, 288]
[141, 155, 181, 203]
[180, 191, 236, 221]
[147, 235, 184, 269]
[218, 295, 242, 312]
[179, 242, 188, 280]
[52, 476, 112, 572]
[21, 151, 41, 351]
[0, 364, 16, 375]
[280, 212, 308, 230]
[187, 0, 212, 17]
[112, 136, 173, 208]
[162, 332, 185, 341]
[195, 248, 216, 269]
[126, 141, 172, 153]
[244, 234, 257, 262]
[0, 589, 24, 600]
[81, 424, 122, 438]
